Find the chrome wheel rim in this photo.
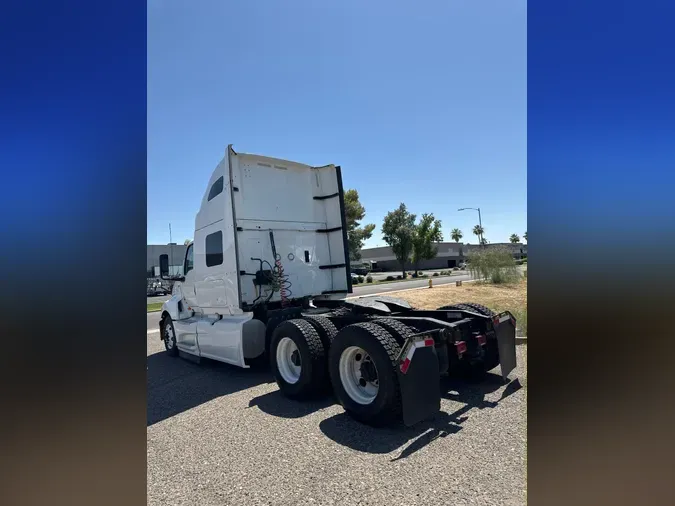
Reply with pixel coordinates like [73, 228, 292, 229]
[338, 346, 379, 405]
[276, 337, 301, 384]
[164, 323, 175, 349]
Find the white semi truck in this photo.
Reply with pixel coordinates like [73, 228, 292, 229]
[157, 145, 517, 426]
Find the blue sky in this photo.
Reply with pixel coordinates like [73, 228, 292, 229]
[148, 0, 527, 247]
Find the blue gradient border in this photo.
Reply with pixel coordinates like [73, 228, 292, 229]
[529, 1, 675, 505]
[0, 2, 147, 505]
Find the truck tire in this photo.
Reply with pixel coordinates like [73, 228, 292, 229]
[437, 302, 495, 317]
[270, 319, 329, 399]
[328, 322, 403, 427]
[438, 303, 500, 374]
[302, 315, 338, 352]
[480, 339, 500, 372]
[371, 318, 416, 346]
[162, 316, 178, 357]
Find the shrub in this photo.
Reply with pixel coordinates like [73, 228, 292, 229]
[467, 247, 519, 284]
[396, 275, 403, 280]
[412, 273, 418, 278]
[433, 272, 439, 277]
[357, 276, 364, 283]
[386, 275, 395, 281]
[366, 276, 373, 283]
[511, 308, 528, 336]
[352, 277, 359, 284]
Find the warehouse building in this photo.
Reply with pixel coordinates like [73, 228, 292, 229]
[147, 243, 188, 278]
[147, 241, 527, 278]
[359, 242, 527, 272]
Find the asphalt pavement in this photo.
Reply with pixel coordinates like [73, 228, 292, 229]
[349, 271, 475, 297]
[147, 332, 527, 505]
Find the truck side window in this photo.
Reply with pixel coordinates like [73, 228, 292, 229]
[184, 244, 194, 274]
[207, 176, 224, 201]
[205, 231, 223, 267]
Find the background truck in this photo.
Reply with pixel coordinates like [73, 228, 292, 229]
[157, 145, 517, 427]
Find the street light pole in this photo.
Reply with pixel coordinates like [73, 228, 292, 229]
[169, 223, 174, 276]
[458, 207, 485, 248]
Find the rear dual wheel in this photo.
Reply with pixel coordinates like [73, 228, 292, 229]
[329, 322, 405, 427]
[270, 319, 329, 399]
[272, 317, 416, 427]
[438, 302, 500, 373]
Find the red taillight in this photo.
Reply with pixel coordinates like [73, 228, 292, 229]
[476, 334, 486, 346]
[400, 358, 411, 374]
[493, 316, 500, 326]
[424, 338, 435, 347]
[455, 341, 467, 355]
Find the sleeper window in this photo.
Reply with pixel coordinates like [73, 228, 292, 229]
[205, 231, 223, 267]
[207, 176, 224, 201]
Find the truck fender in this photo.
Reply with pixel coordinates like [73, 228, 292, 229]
[161, 294, 183, 322]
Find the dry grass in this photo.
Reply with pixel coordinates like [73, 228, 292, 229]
[389, 278, 528, 335]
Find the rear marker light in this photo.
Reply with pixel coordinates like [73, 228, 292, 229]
[423, 338, 435, 347]
[493, 316, 499, 326]
[476, 334, 486, 346]
[400, 358, 411, 374]
[456, 341, 467, 355]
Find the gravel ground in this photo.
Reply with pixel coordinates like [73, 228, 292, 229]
[147, 334, 527, 506]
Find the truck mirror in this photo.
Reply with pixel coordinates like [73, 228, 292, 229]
[159, 254, 169, 277]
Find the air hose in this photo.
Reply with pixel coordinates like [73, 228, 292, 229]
[269, 230, 292, 307]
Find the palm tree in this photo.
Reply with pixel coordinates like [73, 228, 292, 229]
[510, 234, 520, 243]
[523, 231, 527, 242]
[472, 225, 485, 246]
[451, 228, 463, 243]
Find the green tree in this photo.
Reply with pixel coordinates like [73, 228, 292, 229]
[523, 231, 527, 242]
[381, 203, 416, 278]
[412, 214, 443, 272]
[473, 225, 485, 245]
[509, 233, 520, 243]
[451, 228, 463, 243]
[344, 189, 376, 261]
[184, 239, 191, 246]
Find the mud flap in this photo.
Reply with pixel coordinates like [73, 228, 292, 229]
[494, 311, 517, 379]
[396, 337, 441, 427]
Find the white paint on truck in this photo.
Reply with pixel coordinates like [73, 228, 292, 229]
[159, 145, 349, 368]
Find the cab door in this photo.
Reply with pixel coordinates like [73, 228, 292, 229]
[180, 243, 197, 309]
[193, 220, 235, 311]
